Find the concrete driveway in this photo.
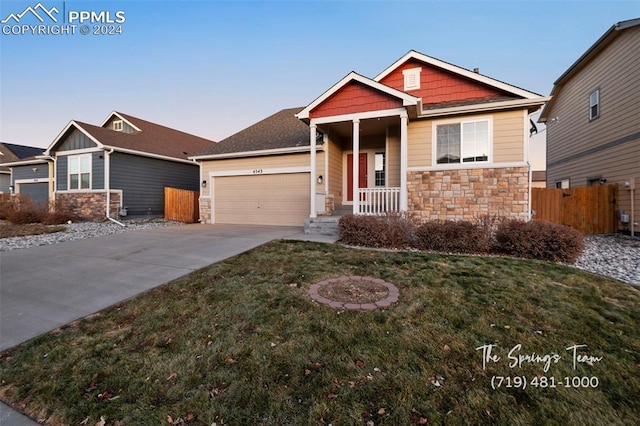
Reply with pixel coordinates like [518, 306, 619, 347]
[0, 224, 335, 423]
[1, 224, 334, 351]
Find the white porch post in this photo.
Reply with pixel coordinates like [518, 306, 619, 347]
[310, 123, 317, 218]
[352, 119, 360, 215]
[400, 112, 408, 211]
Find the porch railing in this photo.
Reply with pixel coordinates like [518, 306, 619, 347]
[357, 187, 401, 214]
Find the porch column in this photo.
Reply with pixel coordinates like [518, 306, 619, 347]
[310, 123, 317, 218]
[400, 112, 408, 211]
[352, 119, 360, 214]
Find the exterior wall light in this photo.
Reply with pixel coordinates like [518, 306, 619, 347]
[202, 180, 207, 188]
[317, 175, 323, 184]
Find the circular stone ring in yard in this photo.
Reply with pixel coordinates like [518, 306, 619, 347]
[308, 276, 399, 311]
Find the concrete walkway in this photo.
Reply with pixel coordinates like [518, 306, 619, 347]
[0, 224, 336, 424]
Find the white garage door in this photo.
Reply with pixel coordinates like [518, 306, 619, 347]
[214, 173, 310, 226]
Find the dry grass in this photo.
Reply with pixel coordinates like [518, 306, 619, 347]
[0, 222, 66, 239]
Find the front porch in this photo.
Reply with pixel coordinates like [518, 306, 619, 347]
[308, 109, 409, 220]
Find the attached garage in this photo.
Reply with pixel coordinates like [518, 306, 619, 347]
[213, 172, 310, 226]
[18, 182, 49, 205]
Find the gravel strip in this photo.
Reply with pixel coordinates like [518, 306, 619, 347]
[0, 219, 184, 252]
[574, 234, 640, 286]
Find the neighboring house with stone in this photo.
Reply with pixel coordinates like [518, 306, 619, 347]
[8, 112, 215, 219]
[0, 142, 47, 201]
[192, 50, 549, 228]
[539, 18, 640, 234]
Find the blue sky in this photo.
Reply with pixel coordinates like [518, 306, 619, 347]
[1, 0, 638, 147]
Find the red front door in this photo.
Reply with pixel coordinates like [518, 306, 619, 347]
[347, 153, 368, 201]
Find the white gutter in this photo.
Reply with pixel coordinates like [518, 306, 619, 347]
[419, 97, 551, 118]
[189, 145, 319, 161]
[104, 148, 126, 227]
[102, 145, 196, 165]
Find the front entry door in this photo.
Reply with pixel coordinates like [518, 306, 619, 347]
[347, 153, 368, 201]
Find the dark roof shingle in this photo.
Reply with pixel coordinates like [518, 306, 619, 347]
[60, 113, 216, 161]
[195, 107, 309, 156]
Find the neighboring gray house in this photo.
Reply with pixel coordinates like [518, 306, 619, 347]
[0, 142, 47, 201]
[540, 18, 640, 235]
[9, 112, 216, 219]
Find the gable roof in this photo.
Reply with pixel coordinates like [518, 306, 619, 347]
[298, 50, 548, 122]
[540, 18, 640, 122]
[0, 142, 46, 171]
[1, 142, 44, 160]
[296, 72, 420, 120]
[191, 107, 311, 159]
[375, 50, 543, 99]
[46, 112, 216, 162]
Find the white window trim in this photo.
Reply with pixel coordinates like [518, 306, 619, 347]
[555, 179, 570, 189]
[113, 120, 124, 131]
[67, 153, 92, 191]
[431, 116, 493, 168]
[589, 89, 600, 120]
[402, 67, 422, 91]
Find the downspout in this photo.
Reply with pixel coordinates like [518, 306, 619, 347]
[104, 148, 126, 227]
[525, 111, 533, 221]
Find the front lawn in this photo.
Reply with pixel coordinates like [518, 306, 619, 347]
[1, 241, 639, 425]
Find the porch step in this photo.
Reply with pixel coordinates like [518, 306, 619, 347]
[332, 206, 353, 216]
[304, 216, 340, 236]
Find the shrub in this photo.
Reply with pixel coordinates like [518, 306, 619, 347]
[414, 220, 490, 254]
[7, 207, 46, 224]
[338, 213, 415, 249]
[495, 219, 584, 263]
[42, 201, 77, 225]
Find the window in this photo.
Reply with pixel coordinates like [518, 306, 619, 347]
[113, 120, 124, 131]
[589, 89, 599, 120]
[68, 154, 91, 190]
[555, 179, 569, 189]
[375, 152, 385, 186]
[402, 67, 421, 91]
[436, 119, 489, 164]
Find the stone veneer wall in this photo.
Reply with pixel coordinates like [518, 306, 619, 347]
[407, 167, 529, 221]
[199, 197, 211, 224]
[56, 191, 121, 220]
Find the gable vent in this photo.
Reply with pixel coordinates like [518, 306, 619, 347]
[402, 67, 422, 91]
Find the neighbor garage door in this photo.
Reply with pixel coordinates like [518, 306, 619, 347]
[214, 173, 310, 226]
[19, 182, 49, 205]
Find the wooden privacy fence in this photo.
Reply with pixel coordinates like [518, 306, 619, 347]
[531, 184, 618, 234]
[164, 187, 199, 223]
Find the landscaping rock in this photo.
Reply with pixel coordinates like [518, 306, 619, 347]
[0, 219, 183, 252]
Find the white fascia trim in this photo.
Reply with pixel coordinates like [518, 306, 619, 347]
[1, 159, 49, 167]
[55, 147, 102, 156]
[296, 72, 419, 120]
[375, 50, 543, 99]
[210, 166, 310, 178]
[407, 161, 529, 172]
[99, 111, 142, 131]
[14, 178, 52, 184]
[45, 121, 104, 156]
[190, 145, 316, 161]
[310, 107, 408, 125]
[104, 146, 196, 165]
[419, 97, 551, 118]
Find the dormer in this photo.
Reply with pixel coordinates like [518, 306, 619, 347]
[100, 112, 141, 134]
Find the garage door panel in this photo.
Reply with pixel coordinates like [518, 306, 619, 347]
[214, 173, 309, 226]
[18, 182, 49, 205]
